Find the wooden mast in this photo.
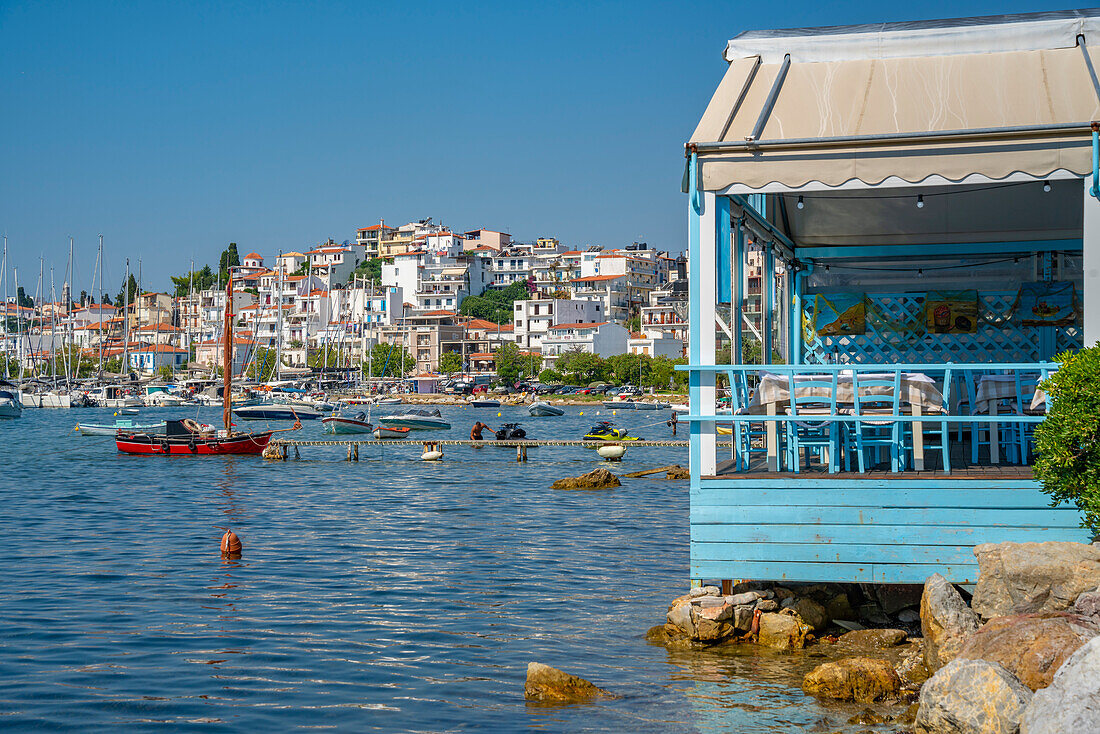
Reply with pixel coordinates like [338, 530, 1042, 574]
[222, 272, 233, 434]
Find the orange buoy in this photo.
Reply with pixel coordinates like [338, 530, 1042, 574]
[220, 529, 242, 558]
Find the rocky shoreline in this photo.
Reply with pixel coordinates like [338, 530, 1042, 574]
[644, 541, 1100, 733]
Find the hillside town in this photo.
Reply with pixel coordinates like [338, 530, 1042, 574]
[0, 217, 771, 385]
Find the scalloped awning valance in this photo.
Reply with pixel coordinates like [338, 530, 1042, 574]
[689, 11, 1100, 192]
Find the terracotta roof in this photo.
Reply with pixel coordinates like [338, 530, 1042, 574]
[420, 309, 457, 317]
[305, 289, 329, 297]
[469, 352, 495, 360]
[285, 275, 306, 281]
[196, 337, 256, 346]
[561, 251, 583, 256]
[132, 344, 188, 354]
[549, 321, 609, 330]
[135, 323, 181, 331]
[571, 274, 625, 283]
[462, 318, 501, 330]
[358, 224, 395, 232]
[244, 252, 262, 259]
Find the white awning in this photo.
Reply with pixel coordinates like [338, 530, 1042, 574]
[689, 10, 1100, 192]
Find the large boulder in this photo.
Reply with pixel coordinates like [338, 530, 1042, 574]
[801, 656, 901, 703]
[955, 612, 1099, 691]
[757, 611, 812, 650]
[664, 591, 739, 644]
[921, 573, 981, 673]
[789, 597, 829, 631]
[1072, 587, 1100, 623]
[837, 628, 908, 649]
[524, 662, 615, 702]
[972, 542, 1100, 619]
[915, 659, 1032, 734]
[550, 468, 621, 490]
[1019, 636, 1100, 734]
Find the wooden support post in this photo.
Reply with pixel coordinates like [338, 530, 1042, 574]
[912, 404, 925, 471]
[721, 579, 733, 595]
[346, 444, 352, 461]
[516, 444, 523, 462]
[294, 446, 300, 460]
[282, 445, 288, 461]
[354, 444, 359, 462]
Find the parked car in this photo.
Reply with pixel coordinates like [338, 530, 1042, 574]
[535, 384, 558, 395]
[472, 385, 489, 395]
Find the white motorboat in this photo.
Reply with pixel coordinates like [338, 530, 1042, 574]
[20, 390, 70, 408]
[670, 403, 689, 413]
[233, 404, 322, 421]
[322, 411, 373, 434]
[633, 401, 670, 410]
[88, 384, 142, 408]
[528, 401, 564, 417]
[0, 387, 22, 418]
[376, 396, 403, 405]
[377, 408, 450, 430]
[143, 386, 188, 407]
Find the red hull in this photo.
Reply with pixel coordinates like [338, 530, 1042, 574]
[115, 431, 274, 455]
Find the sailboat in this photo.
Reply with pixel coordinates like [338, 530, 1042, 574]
[116, 273, 299, 455]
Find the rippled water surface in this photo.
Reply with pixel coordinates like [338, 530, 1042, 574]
[0, 404, 898, 731]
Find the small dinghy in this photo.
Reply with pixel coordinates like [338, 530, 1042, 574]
[78, 419, 168, 436]
[374, 425, 411, 439]
[378, 408, 450, 430]
[322, 411, 373, 434]
[528, 401, 564, 417]
[470, 399, 500, 408]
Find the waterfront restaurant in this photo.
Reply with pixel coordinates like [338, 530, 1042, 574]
[682, 11, 1100, 586]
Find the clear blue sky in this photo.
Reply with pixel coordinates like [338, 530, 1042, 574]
[0, 0, 1069, 297]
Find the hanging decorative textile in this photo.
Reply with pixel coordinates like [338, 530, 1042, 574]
[924, 291, 979, 334]
[1012, 282, 1079, 326]
[812, 293, 866, 336]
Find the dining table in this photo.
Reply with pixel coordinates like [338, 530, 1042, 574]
[744, 371, 945, 472]
[971, 374, 1046, 464]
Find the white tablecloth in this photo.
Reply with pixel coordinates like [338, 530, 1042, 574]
[972, 374, 1046, 415]
[745, 372, 944, 415]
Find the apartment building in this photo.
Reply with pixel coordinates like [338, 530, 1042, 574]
[512, 298, 605, 352]
[356, 221, 395, 259]
[540, 322, 631, 367]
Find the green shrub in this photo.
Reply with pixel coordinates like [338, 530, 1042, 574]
[1034, 346, 1100, 535]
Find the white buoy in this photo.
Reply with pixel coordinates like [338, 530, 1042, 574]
[597, 444, 626, 460]
[421, 450, 444, 461]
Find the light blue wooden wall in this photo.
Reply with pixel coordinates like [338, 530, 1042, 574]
[691, 477, 1090, 584]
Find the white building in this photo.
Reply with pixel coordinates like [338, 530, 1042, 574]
[540, 321, 630, 367]
[513, 298, 605, 352]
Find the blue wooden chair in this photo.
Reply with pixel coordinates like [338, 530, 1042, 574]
[728, 370, 771, 471]
[1005, 372, 1042, 465]
[848, 371, 902, 473]
[899, 368, 952, 473]
[964, 369, 1013, 465]
[785, 372, 841, 473]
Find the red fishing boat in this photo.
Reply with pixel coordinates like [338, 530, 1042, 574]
[116, 273, 299, 456]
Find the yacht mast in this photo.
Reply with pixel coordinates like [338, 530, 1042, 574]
[187, 259, 194, 372]
[34, 258, 42, 378]
[95, 235, 103, 379]
[13, 267, 22, 381]
[222, 272, 233, 433]
[122, 258, 130, 375]
[49, 267, 57, 384]
[275, 251, 283, 381]
[67, 236, 75, 385]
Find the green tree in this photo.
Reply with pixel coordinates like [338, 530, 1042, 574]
[103, 357, 122, 373]
[248, 347, 278, 381]
[351, 257, 384, 287]
[1034, 347, 1100, 533]
[157, 365, 174, 381]
[170, 264, 217, 297]
[458, 281, 529, 325]
[607, 352, 646, 385]
[556, 348, 608, 384]
[494, 342, 522, 384]
[16, 287, 32, 308]
[538, 368, 562, 384]
[439, 350, 463, 374]
[307, 347, 345, 370]
[518, 351, 541, 379]
[626, 313, 641, 332]
[363, 342, 415, 377]
[116, 273, 138, 308]
[218, 243, 241, 283]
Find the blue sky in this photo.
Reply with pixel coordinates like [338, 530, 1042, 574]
[0, 0, 1069, 296]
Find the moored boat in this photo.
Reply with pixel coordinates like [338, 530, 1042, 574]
[377, 408, 450, 430]
[603, 399, 637, 409]
[374, 425, 411, 439]
[233, 404, 322, 421]
[322, 411, 373, 434]
[528, 401, 564, 417]
[78, 419, 167, 436]
[469, 399, 500, 408]
[0, 385, 23, 418]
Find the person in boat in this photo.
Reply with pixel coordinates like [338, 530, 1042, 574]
[471, 421, 491, 441]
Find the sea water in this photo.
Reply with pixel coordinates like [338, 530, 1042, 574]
[0, 404, 901, 731]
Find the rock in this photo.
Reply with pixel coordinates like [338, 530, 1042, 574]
[665, 466, 689, 479]
[694, 596, 725, 608]
[1072, 588, 1100, 622]
[826, 592, 856, 621]
[872, 583, 925, 615]
[897, 639, 931, 688]
[755, 598, 778, 612]
[921, 573, 981, 673]
[697, 602, 733, 622]
[860, 602, 891, 626]
[692, 615, 735, 643]
[702, 585, 720, 596]
[897, 608, 921, 624]
[757, 612, 812, 650]
[790, 598, 829, 630]
[837, 628, 908, 648]
[955, 612, 1099, 691]
[915, 659, 1031, 734]
[772, 586, 795, 600]
[1019, 635, 1100, 734]
[524, 662, 615, 702]
[898, 702, 919, 726]
[802, 657, 902, 703]
[732, 604, 756, 632]
[972, 542, 1100, 619]
[726, 591, 760, 607]
[667, 595, 695, 636]
[848, 708, 889, 725]
[550, 468, 621, 490]
[688, 587, 707, 598]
